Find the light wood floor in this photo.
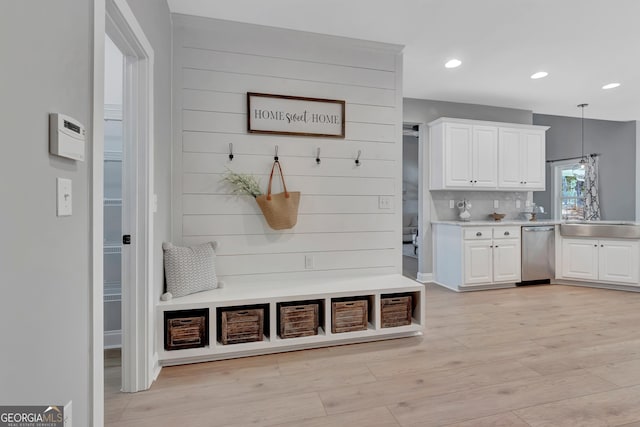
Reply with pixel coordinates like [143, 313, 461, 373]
[105, 284, 640, 427]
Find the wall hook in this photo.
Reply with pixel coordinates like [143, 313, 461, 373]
[274, 145, 279, 161]
[228, 143, 234, 161]
[355, 150, 362, 166]
[316, 147, 321, 165]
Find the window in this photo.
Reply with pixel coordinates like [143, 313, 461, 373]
[553, 160, 585, 219]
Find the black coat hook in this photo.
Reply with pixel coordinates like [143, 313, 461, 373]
[274, 145, 279, 161]
[228, 143, 234, 161]
[355, 150, 362, 166]
[316, 147, 321, 165]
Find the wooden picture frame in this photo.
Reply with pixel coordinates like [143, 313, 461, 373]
[247, 92, 345, 138]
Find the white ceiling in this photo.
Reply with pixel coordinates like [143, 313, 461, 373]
[168, 0, 640, 122]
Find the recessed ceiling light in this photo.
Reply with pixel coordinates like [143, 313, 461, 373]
[530, 71, 548, 79]
[445, 59, 462, 69]
[602, 83, 620, 90]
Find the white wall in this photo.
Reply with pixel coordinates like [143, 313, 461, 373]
[0, 1, 91, 423]
[172, 15, 404, 281]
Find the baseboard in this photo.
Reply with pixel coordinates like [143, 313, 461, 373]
[416, 272, 433, 283]
[104, 330, 122, 349]
[152, 352, 161, 382]
[555, 279, 640, 293]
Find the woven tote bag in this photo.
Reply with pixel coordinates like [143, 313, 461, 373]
[255, 160, 301, 230]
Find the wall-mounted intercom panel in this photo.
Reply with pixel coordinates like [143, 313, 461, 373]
[49, 113, 85, 161]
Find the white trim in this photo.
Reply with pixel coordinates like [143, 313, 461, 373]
[104, 330, 122, 349]
[91, 1, 106, 425]
[416, 272, 433, 283]
[636, 121, 640, 221]
[107, 0, 155, 393]
[394, 52, 404, 274]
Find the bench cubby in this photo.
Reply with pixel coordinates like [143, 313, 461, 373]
[156, 274, 425, 365]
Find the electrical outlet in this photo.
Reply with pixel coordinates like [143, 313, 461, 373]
[525, 200, 532, 208]
[494, 200, 499, 209]
[516, 199, 521, 209]
[304, 255, 314, 269]
[449, 200, 455, 209]
[378, 196, 392, 209]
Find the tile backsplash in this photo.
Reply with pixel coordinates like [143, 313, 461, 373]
[431, 191, 536, 221]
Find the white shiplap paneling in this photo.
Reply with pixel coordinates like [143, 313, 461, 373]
[173, 16, 403, 280]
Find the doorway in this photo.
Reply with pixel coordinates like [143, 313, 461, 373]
[402, 124, 420, 279]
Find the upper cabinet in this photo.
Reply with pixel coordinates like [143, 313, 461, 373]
[498, 128, 546, 190]
[429, 118, 548, 191]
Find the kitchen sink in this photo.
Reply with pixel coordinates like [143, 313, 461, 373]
[560, 222, 640, 239]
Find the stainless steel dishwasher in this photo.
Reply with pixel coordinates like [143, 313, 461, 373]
[520, 226, 555, 284]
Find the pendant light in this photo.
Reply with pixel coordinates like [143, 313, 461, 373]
[578, 103, 588, 169]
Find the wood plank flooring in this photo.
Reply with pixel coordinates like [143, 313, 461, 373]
[105, 284, 640, 426]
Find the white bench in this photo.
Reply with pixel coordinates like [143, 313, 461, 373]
[157, 274, 425, 366]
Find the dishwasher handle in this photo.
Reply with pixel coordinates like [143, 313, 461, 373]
[522, 226, 555, 232]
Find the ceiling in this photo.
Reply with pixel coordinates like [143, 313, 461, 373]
[168, 0, 640, 122]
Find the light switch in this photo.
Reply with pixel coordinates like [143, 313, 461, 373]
[516, 199, 521, 209]
[449, 200, 455, 209]
[57, 178, 72, 216]
[494, 200, 500, 209]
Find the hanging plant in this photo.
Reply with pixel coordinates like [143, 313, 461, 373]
[222, 168, 263, 198]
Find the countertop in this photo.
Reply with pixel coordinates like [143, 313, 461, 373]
[432, 220, 560, 226]
[432, 220, 640, 227]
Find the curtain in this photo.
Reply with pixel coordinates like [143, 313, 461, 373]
[583, 155, 601, 220]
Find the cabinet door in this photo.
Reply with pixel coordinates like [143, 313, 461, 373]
[561, 238, 599, 280]
[599, 240, 640, 284]
[493, 239, 521, 282]
[444, 123, 473, 188]
[473, 125, 498, 188]
[521, 130, 546, 190]
[464, 241, 493, 285]
[498, 128, 522, 188]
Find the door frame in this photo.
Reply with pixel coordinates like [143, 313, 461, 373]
[92, 0, 155, 423]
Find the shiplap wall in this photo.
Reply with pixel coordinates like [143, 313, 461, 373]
[172, 15, 403, 281]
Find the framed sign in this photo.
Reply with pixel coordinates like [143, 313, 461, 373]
[247, 92, 345, 138]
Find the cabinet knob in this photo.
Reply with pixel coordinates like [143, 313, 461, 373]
[495, 245, 499, 248]
[601, 244, 604, 247]
[594, 244, 598, 247]
[504, 231, 510, 236]
[476, 232, 482, 236]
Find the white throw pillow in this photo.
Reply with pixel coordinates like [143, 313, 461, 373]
[163, 242, 218, 298]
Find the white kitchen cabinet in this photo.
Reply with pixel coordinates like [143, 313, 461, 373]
[464, 240, 493, 285]
[561, 238, 639, 284]
[429, 118, 547, 191]
[599, 240, 640, 284]
[561, 238, 599, 280]
[433, 223, 521, 291]
[492, 239, 521, 282]
[498, 128, 546, 190]
[435, 122, 497, 189]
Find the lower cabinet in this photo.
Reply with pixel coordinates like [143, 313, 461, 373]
[561, 238, 640, 285]
[463, 236, 521, 286]
[463, 226, 521, 287]
[433, 224, 522, 291]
